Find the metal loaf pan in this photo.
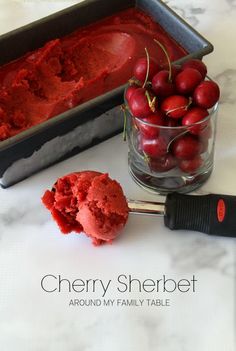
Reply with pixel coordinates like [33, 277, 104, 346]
[0, 0, 213, 188]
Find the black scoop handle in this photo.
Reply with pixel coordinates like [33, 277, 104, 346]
[164, 193, 236, 237]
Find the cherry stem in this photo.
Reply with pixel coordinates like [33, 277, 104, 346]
[167, 130, 189, 152]
[142, 151, 152, 170]
[166, 105, 187, 116]
[142, 47, 150, 88]
[166, 97, 193, 116]
[145, 90, 156, 112]
[154, 39, 172, 82]
[121, 104, 127, 141]
[128, 78, 141, 86]
[188, 97, 193, 107]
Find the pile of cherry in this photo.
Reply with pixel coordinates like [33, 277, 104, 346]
[125, 54, 220, 173]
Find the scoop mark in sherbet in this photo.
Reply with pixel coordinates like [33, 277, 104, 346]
[0, 8, 186, 142]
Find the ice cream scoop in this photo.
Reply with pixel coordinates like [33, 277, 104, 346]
[42, 171, 236, 245]
[128, 194, 236, 237]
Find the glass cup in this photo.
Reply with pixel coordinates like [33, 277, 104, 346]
[126, 100, 218, 194]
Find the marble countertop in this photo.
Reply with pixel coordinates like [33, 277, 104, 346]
[0, 1, 235, 350]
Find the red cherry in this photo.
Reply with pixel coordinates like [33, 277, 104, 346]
[175, 68, 203, 95]
[161, 63, 182, 79]
[198, 124, 212, 152]
[179, 156, 203, 173]
[125, 85, 138, 102]
[161, 95, 190, 119]
[136, 111, 165, 138]
[149, 153, 177, 172]
[140, 135, 168, 158]
[128, 88, 157, 118]
[199, 124, 212, 140]
[133, 56, 160, 83]
[164, 117, 182, 139]
[136, 132, 143, 153]
[152, 70, 176, 98]
[170, 64, 182, 79]
[193, 81, 220, 109]
[182, 107, 209, 135]
[200, 136, 209, 153]
[182, 59, 207, 79]
[172, 135, 202, 160]
[164, 117, 180, 128]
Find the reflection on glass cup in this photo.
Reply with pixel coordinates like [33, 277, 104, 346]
[126, 100, 218, 194]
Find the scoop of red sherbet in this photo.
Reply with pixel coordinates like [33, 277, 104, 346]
[42, 171, 129, 245]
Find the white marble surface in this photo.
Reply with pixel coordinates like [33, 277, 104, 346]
[0, 1, 235, 350]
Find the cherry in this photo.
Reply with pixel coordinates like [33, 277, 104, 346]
[172, 134, 202, 160]
[149, 153, 177, 172]
[175, 68, 203, 95]
[163, 117, 183, 139]
[161, 64, 182, 79]
[136, 111, 165, 138]
[128, 88, 157, 118]
[164, 117, 180, 128]
[125, 85, 138, 102]
[136, 132, 143, 153]
[200, 136, 209, 154]
[161, 95, 190, 119]
[133, 56, 159, 83]
[179, 156, 203, 173]
[199, 124, 212, 141]
[151, 39, 179, 99]
[182, 107, 209, 135]
[152, 70, 176, 98]
[193, 80, 220, 109]
[170, 64, 182, 79]
[140, 135, 168, 158]
[182, 59, 207, 79]
[198, 125, 212, 152]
